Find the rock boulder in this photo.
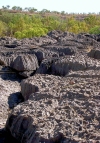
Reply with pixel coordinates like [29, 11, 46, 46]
[12, 54, 39, 72]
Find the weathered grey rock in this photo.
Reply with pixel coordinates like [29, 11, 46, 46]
[0, 37, 17, 47]
[51, 56, 86, 76]
[34, 49, 45, 63]
[0, 55, 16, 66]
[48, 30, 75, 40]
[19, 71, 35, 78]
[12, 54, 39, 72]
[60, 39, 85, 48]
[43, 45, 77, 56]
[36, 45, 94, 75]
[48, 30, 64, 39]
[0, 31, 100, 142]
[36, 58, 59, 74]
[57, 32, 98, 51]
[0, 77, 21, 129]
[21, 74, 64, 100]
[34, 35, 57, 46]
[76, 33, 97, 46]
[21, 35, 57, 46]
[82, 33, 97, 40]
[37, 54, 100, 76]
[6, 74, 100, 142]
[66, 70, 100, 78]
[34, 49, 59, 63]
[88, 48, 100, 59]
[21, 76, 39, 100]
[36, 59, 51, 74]
[51, 55, 100, 76]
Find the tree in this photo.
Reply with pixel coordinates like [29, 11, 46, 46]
[12, 6, 17, 10]
[61, 11, 65, 15]
[2, 6, 7, 10]
[12, 6, 22, 11]
[24, 7, 28, 11]
[6, 5, 10, 9]
[27, 7, 37, 13]
[40, 9, 50, 13]
[51, 11, 60, 14]
[17, 6, 22, 11]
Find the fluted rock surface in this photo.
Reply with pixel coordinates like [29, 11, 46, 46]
[12, 54, 39, 72]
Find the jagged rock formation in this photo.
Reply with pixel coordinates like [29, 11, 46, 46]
[0, 31, 99, 75]
[37, 55, 100, 76]
[0, 30, 100, 143]
[51, 55, 100, 76]
[12, 54, 39, 72]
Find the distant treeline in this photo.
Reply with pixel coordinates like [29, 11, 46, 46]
[0, 7, 100, 39]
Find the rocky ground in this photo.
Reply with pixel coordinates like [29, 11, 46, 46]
[0, 31, 100, 143]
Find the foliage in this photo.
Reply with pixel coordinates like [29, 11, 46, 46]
[89, 26, 100, 34]
[14, 27, 48, 39]
[0, 9, 100, 38]
[0, 21, 7, 36]
[66, 17, 89, 33]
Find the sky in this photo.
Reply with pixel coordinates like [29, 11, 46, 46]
[0, 0, 100, 14]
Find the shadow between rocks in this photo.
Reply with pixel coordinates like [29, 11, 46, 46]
[0, 129, 78, 143]
[0, 128, 20, 143]
[8, 92, 24, 109]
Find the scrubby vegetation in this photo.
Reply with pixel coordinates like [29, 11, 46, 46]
[0, 6, 100, 39]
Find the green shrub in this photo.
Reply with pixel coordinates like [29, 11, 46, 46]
[1, 11, 100, 38]
[89, 26, 100, 34]
[14, 31, 22, 39]
[0, 21, 7, 36]
[14, 27, 48, 39]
